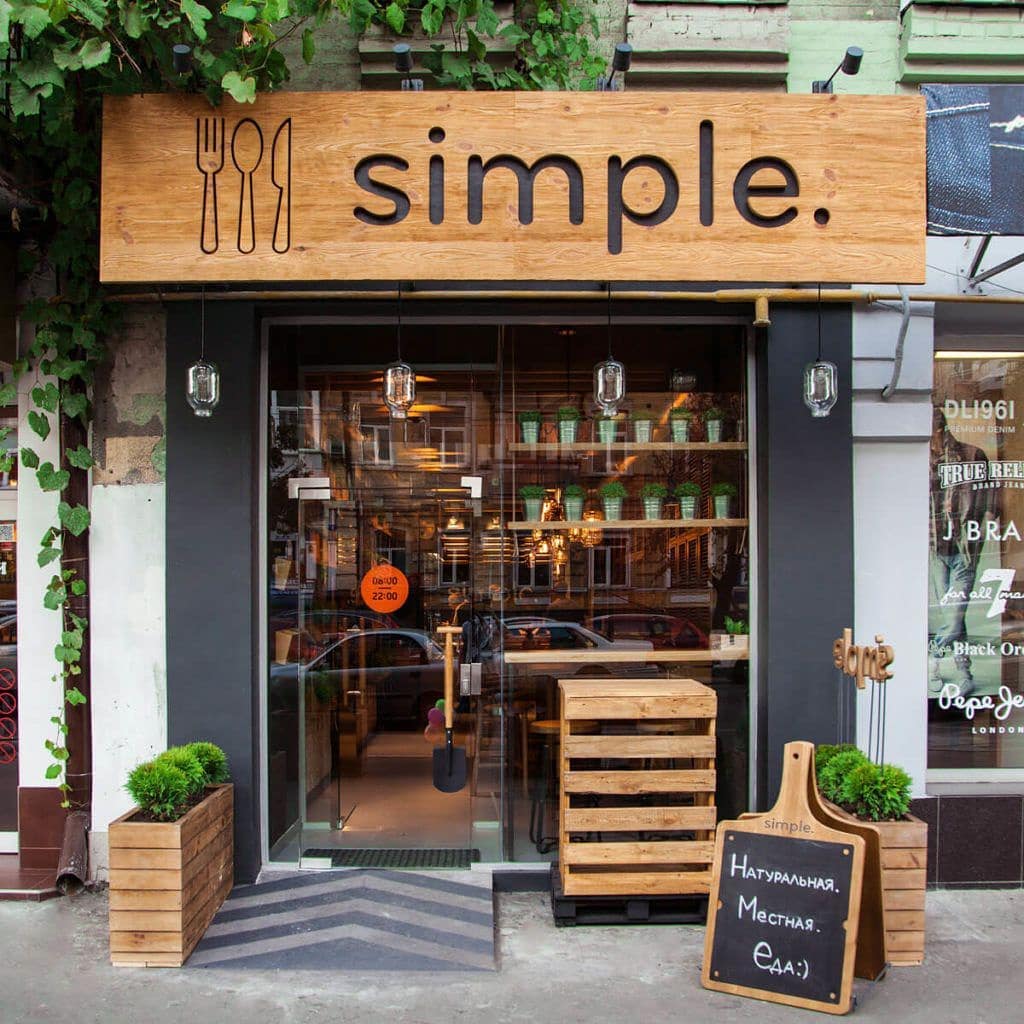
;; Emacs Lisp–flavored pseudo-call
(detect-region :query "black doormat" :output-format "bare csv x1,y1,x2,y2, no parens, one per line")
302,848,480,869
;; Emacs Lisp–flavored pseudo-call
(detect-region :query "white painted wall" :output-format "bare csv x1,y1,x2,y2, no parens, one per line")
88,482,166,878
16,369,63,791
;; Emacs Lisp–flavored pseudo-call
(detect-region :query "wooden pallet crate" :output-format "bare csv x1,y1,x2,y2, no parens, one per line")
109,784,233,967
557,679,717,898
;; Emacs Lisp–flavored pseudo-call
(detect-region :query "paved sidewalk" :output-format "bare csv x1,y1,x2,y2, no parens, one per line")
1,885,1021,1023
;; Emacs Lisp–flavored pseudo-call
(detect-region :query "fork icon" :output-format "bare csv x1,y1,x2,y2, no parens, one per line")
196,118,225,254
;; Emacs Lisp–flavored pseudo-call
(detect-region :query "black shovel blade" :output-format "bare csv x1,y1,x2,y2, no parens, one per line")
433,733,467,793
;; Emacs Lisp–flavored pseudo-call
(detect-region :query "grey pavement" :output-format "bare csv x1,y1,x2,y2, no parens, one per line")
1,885,1020,1023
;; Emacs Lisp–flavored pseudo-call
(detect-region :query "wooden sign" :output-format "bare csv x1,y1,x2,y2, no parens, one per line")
359,564,409,614
832,628,895,689
100,92,925,284
703,742,868,1015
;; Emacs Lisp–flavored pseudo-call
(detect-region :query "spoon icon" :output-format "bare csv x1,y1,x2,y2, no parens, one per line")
231,119,264,254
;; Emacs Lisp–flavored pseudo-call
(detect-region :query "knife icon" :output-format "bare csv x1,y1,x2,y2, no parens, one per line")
271,118,292,254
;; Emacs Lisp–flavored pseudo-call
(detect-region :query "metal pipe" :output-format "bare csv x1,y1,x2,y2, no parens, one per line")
105,287,1024,306
881,285,911,400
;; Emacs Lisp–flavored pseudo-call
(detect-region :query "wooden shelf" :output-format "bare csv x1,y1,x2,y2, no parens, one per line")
509,442,746,453
505,650,749,664
507,518,748,530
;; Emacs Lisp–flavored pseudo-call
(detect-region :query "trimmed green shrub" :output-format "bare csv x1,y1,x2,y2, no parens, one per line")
710,482,738,498
517,410,542,424
724,616,748,636
519,485,546,499
674,481,701,498
126,761,191,822
669,408,694,420
599,481,628,499
815,743,860,777
157,747,206,797
818,748,870,803
630,408,656,421
557,406,581,422
840,762,912,822
705,406,725,420
186,741,230,784
563,483,586,498
641,482,668,499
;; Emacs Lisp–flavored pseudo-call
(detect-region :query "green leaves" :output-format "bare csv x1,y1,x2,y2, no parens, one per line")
58,501,90,536
302,27,315,64
180,0,212,40
0,383,15,408
78,38,112,70
222,70,257,103
223,0,258,21
67,445,94,470
36,461,70,492
8,0,51,39
31,382,59,413
27,410,50,440
37,547,62,568
384,1,404,33
21,448,39,470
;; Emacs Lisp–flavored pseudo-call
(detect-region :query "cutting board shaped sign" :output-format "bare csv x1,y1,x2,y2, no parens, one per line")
702,742,878,1016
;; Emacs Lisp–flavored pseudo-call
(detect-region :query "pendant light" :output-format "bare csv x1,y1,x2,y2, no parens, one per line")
384,283,415,419
803,285,838,418
186,286,221,417
593,282,625,415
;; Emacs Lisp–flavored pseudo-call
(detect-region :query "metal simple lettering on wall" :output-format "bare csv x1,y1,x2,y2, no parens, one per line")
929,354,1024,769
925,85,1024,236
99,92,926,284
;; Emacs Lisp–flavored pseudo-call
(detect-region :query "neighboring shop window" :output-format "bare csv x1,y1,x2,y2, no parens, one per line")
929,351,1024,769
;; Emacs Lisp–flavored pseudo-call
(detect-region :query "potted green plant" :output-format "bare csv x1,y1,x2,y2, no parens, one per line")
674,481,701,519
711,615,749,653
710,481,737,518
640,482,668,520
109,742,233,967
669,407,693,443
599,480,627,521
595,412,619,445
631,408,656,444
520,484,546,521
815,745,925,966
556,406,581,445
704,406,726,443
518,409,542,444
563,483,586,521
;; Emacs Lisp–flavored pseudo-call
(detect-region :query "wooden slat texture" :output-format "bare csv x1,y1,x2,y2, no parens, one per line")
565,805,717,832
875,820,929,849
564,734,716,758
884,910,925,932
881,847,927,871
883,889,925,912
564,769,715,794
562,870,712,896
563,841,714,865
109,784,233,969
560,680,717,699
100,93,926,285
882,868,927,891
565,696,717,719
884,931,926,953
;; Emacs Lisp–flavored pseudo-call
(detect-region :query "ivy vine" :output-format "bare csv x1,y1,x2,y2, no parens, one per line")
0,0,605,805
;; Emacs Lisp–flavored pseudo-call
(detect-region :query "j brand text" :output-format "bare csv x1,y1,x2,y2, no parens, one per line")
353,122,822,255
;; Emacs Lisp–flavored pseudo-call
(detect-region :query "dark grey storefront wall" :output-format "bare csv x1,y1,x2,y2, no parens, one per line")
165,299,853,875
166,301,261,883
758,304,854,805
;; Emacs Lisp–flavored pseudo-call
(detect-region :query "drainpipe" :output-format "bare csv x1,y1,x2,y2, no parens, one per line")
881,286,911,400
55,369,92,894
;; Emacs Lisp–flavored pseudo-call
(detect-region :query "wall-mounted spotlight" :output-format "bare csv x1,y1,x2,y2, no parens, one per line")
600,43,632,92
393,43,423,92
812,46,863,94
172,44,192,75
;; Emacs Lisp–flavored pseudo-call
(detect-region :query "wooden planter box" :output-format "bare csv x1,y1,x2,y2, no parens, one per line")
826,801,927,966
109,784,233,967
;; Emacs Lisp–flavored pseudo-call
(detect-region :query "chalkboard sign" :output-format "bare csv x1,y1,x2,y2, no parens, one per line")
702,742,867,1015
706,831,855,1006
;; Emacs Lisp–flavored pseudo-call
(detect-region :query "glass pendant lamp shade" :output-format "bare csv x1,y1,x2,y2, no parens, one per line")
186,358,220,417
384,360,415,419
803,360,838,417
593,358,626,416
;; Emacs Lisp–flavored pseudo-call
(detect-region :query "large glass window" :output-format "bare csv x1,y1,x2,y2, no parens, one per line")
266,319,751,864
929,349,1024,769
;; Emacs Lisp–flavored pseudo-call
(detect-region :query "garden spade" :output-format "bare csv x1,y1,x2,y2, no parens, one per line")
433,626,467,793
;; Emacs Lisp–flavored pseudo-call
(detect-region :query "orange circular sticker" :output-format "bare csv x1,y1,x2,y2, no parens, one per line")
360,564,410,614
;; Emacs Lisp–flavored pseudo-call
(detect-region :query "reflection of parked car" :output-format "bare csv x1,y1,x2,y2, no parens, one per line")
587,614,708,650
302,629,446,728
270,608,399,665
